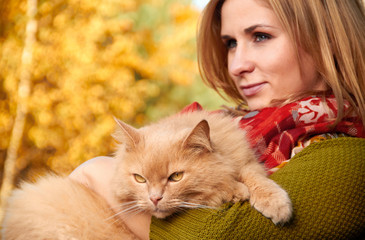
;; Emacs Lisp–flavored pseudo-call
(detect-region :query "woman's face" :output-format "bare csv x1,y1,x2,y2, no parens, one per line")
220,0,327,110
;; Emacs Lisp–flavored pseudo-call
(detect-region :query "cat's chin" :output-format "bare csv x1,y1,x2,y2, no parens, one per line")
152,209,173,219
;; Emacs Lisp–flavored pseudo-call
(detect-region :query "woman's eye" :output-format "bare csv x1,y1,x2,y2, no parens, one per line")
134,174,146,183
168,172,184,182
254,33,271,42
224,39,237,49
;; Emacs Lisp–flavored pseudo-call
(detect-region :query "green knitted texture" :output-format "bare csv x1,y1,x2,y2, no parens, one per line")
150,137,365,239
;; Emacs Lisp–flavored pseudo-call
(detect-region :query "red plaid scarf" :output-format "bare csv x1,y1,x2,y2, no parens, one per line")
181,96,365,171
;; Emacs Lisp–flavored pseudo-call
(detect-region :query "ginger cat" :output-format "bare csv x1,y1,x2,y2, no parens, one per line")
2,110,292,240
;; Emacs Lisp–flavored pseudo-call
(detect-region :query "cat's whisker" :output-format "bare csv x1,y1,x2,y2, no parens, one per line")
178,201,217,210
120,205,142,215
172,205,216,216
105,215,124,226
111,209,143,225
105,211,123,221
116,201,139,208
172,207,189,214
107,201,139,213
105,204,141,221
106,206,146,225
108,215,124,226
122,208,145,219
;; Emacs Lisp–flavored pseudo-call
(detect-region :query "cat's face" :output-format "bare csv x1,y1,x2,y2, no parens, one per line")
112,118,231,218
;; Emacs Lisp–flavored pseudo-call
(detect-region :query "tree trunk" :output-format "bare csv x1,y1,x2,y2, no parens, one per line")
0,0,38,223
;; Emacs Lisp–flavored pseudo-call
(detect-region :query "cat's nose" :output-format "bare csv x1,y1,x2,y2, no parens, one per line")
150,196,163,206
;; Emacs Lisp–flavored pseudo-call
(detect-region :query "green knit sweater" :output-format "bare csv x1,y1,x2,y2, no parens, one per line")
150,137,365,239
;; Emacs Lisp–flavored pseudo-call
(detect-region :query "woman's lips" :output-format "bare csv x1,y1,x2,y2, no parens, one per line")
240,83,266,97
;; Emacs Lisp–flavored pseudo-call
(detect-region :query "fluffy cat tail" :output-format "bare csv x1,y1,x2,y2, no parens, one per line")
2,175,138,240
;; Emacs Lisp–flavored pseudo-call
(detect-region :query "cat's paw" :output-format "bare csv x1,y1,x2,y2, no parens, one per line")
250,184,292,224
232,182,250,203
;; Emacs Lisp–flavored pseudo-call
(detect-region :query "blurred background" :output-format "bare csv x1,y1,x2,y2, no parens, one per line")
0,0,232,212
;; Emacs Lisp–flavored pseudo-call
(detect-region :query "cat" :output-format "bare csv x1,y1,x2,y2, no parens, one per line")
2,109,292,240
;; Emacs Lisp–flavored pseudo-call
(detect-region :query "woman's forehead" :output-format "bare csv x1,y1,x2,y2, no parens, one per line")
220,0,282,34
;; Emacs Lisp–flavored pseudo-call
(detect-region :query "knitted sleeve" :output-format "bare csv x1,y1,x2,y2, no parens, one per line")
150,137,365,239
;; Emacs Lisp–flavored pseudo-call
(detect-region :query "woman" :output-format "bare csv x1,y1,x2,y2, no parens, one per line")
70,0,365,239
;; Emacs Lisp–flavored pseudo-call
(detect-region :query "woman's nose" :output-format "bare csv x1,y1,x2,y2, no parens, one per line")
228,45,255,77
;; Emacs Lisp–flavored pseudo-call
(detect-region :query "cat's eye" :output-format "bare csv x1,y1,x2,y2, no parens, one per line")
168,172,184,182
134,174,146,183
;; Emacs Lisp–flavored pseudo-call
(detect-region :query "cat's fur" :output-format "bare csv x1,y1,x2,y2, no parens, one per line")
2,110,292,240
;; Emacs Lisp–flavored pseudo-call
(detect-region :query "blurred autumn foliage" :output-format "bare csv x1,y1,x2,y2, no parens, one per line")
0,0,228,191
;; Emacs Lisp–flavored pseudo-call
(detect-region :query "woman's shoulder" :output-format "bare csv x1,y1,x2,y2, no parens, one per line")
150,137,365,240
291,136,365,159
284,136,365,172
270,136,365,182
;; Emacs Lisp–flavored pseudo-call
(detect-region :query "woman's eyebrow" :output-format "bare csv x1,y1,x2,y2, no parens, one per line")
244,24,274,33
221,35,231,40
221,24,277,39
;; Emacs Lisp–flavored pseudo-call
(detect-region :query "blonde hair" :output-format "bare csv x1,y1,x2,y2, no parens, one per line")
197,0,365,126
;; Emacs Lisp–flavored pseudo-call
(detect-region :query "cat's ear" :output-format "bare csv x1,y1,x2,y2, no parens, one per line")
183,120,213,153
113,117,140,151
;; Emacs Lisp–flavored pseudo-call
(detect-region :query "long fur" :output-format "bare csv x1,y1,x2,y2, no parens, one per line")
2,176,137,240
2,110,292,239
